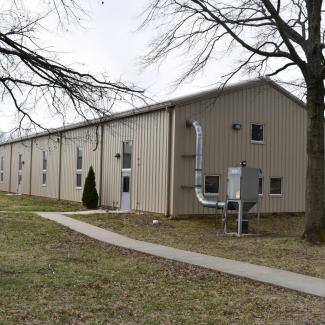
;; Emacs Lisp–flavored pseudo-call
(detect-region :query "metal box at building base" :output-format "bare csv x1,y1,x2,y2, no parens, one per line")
227,167,259,201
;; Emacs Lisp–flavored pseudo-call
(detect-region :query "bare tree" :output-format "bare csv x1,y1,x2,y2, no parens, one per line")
0,0,144,135
141,0,325,243
0,130,8,143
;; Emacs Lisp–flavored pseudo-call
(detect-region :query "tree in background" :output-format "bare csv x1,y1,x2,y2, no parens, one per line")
141,0,325,243
0,131,8,143
0,0,144,135
82,166,99,209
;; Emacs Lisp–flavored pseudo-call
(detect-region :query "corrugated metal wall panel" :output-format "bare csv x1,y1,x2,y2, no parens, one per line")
101,110,169,214
171,84,307,215
31,136,60,199
0,144,11,192
60,127,102,202
10,141,32,194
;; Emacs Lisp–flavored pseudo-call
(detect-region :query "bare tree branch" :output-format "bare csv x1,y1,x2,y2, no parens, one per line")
140,0,325,241
0,0,147,135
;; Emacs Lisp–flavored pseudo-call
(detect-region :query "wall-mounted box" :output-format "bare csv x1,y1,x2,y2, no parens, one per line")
227,167,259,201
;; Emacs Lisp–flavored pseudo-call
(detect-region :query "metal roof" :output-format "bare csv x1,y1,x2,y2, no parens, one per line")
0,77,306,145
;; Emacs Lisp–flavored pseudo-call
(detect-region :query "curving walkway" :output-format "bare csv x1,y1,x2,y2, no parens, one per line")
36,211,325,298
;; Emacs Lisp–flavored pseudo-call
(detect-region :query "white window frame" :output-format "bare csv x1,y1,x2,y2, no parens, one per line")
42,172,47,187
122,141,132,171
75,147,83,189
269,177,283,197
42,151,47,186
0,156,4,183
250,123,265,144
204,174,220,196
17,154,23,189
18,154,23,171
258,176,263,197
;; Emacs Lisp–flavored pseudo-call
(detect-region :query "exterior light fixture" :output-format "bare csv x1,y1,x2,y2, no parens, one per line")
115,153,121,158
232,123,242,130
240,160,247,167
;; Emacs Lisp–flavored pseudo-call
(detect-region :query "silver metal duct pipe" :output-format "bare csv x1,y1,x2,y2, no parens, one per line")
187,119,225,209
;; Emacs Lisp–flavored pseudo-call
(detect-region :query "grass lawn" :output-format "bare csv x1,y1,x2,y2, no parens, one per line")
70,213,325,279
1,213,325,324
0,191,83,212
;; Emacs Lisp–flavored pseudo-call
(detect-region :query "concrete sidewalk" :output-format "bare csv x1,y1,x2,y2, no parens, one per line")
36,211,325,298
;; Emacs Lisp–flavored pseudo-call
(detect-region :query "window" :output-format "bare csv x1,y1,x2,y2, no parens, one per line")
122,141,132,169
76,147,83,188
76,147,83,170
18,154,22,188
42,172,47,186
258,177,263,196
76,173,82,188
251,123,264,143
204,175,220,195
0,156,3,182
123,176,130,193
42,151,47,186
18,154,23,171
270,177,282,195
42,151,47,170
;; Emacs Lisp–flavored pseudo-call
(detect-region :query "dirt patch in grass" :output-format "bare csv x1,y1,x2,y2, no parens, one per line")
70,213,325,279
1,212,325,324
0,191,84,212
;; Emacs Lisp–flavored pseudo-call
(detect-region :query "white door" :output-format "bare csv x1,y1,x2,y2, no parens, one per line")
121,170,131,210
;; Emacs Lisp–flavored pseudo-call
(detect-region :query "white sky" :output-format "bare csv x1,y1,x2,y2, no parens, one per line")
0,0,301,133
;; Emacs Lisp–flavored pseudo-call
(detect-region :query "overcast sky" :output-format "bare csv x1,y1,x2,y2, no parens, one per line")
52,0,241,98
0,0,300,133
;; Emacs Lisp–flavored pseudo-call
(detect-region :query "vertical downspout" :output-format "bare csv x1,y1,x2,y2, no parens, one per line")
166,106,174,217
99,123,104,207
29,139,33,195
57,132,62,200
8,143,12,193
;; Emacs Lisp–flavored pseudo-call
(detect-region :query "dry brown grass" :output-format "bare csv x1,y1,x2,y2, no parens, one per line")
71,212,325,278
0,191,83,212
1,213,325,324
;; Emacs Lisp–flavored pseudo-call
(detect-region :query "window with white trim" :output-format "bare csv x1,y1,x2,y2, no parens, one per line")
18,154,23,171
18,154,22,186
42,151,47,186
204,175,220,195
251,123,264,143
0,156,3,182
270,177,282,195
122,141,132,169
258,176,263,196
76,147,83,188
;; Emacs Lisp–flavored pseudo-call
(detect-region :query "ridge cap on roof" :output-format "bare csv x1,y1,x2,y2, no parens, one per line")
0,77,305,146
168,77,306,108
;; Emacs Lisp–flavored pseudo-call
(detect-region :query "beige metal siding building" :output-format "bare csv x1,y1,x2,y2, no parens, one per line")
10,141,32,195
0,144,11,192
171,83,307,215
101,110,170,213
0,79,307,216
31,136,60,199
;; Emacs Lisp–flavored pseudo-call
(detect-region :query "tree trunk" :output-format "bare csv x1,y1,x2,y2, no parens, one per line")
304,79,325,243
